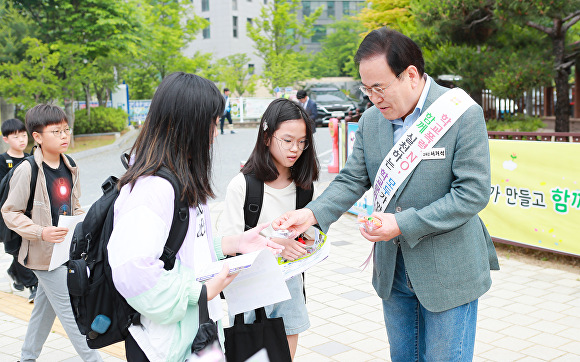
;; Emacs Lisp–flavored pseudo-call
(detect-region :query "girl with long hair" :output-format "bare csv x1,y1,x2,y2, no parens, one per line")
217,98,319,359
107,72,283,362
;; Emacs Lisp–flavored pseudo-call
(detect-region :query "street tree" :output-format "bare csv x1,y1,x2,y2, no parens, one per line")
247,0,322,90
496,0,580,132
0,37,60,108
215,54,258,97
123,0,208,99
310,17,366,78
12,0,141,124
0,0,38,120
358,0,415,34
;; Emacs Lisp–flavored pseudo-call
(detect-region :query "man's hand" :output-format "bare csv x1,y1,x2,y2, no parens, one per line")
359,213,401,242
272,208,317,236
41,226,68,243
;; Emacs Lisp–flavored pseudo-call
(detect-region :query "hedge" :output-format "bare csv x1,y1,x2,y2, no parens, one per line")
486,114,545,132
73,107,128,135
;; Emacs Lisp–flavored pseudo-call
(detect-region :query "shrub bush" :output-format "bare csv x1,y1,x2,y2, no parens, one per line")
486,114,545,132
73,107,128,135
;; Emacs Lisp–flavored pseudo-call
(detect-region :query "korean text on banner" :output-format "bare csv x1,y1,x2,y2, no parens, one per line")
480,140,580,257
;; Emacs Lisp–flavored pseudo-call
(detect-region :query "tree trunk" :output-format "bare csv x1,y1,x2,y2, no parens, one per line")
552,30,570,132
469,89,483,107
525,90,533,116
64,92,75,148
0,97,16,122
84,83,91,122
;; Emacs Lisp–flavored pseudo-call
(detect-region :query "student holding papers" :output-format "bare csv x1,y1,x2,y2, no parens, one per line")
106,73,283,362
217,98,320,360
273,28,499,361
1,104,102,361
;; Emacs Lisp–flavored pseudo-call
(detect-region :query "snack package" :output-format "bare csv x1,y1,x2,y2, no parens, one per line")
357,214,382,233
270,229,297,239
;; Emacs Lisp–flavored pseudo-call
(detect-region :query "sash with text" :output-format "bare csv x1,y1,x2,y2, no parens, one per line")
373,88,476,212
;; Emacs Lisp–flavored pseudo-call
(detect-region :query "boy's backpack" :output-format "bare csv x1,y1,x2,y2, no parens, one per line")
67,164,190,349
243,173,313,231
0,154,75,255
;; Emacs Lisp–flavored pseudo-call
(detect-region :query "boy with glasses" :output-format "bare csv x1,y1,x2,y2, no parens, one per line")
1,118,39,303
1,104,102,361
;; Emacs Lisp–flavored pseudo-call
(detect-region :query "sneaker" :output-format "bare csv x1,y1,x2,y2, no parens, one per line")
230,130,236,134
7,269,25,292
28,285,37,303
221,130,224,135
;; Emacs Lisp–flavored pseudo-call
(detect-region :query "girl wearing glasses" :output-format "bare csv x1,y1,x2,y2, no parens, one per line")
217,98,320,360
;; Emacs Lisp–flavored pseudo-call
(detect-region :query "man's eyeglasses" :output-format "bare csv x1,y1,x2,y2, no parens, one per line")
359,71,405,98
40,128,72,137
273,135,309,151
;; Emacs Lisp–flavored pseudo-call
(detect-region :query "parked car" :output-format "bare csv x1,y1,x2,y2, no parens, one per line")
306,85,358,126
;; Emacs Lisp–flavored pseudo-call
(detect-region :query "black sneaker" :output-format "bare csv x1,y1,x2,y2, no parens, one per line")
28,285,37,303
7,269,25,292
230,130,236,134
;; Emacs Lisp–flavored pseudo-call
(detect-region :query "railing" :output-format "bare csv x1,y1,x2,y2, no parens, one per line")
487,131,580,142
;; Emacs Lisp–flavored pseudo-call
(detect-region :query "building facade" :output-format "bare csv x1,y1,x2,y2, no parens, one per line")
186,0,365,75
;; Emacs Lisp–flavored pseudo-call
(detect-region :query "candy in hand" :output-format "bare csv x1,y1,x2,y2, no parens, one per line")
357,214,383,232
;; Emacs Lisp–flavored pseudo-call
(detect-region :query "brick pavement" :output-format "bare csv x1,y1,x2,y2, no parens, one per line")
1,200,579,361
0,128,578,361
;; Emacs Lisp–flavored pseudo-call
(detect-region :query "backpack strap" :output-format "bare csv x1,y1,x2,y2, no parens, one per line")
63,154,76,167
243,173,264,231
295,183,314,210
155,168,190,270
24,156,38,219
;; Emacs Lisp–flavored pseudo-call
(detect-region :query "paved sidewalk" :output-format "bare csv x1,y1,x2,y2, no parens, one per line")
1,201,579,361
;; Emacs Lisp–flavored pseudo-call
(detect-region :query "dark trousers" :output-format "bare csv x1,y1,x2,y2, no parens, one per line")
220,111,232,133
8,255,38,287
125,333,150,362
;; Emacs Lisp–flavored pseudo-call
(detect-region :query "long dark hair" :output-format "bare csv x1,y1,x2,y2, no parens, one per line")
242,98,319,189
119,72,225,206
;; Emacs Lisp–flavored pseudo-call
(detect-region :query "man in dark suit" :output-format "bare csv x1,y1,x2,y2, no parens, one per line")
296,90,317,133
274,28,499,361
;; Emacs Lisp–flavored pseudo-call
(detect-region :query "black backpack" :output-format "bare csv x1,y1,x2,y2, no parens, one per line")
0,154,75,255
243,173,313,232
242,173,314,300
67,164,190,349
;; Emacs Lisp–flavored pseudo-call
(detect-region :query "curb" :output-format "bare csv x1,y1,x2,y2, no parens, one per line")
69,127,139,161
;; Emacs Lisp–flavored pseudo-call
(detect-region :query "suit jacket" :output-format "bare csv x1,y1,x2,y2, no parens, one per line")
308,78,499,312
304,99,318,121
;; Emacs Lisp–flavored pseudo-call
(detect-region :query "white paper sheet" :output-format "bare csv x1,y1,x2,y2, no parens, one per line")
49,214,86,271
219,249,291,315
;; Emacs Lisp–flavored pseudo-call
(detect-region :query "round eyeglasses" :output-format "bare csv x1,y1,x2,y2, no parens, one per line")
41,128,72,137
359,71,405,98
272,135,309,151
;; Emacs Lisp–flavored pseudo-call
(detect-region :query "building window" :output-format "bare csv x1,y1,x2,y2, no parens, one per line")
343,1,363,16
202,0,209,12
233,16,238,38
327,1,335,18
247,18,253,29
264,0,267,4
202,18,210,39
311,25,326,43
232,0,238,11
303,2,311,17
248,64,255,75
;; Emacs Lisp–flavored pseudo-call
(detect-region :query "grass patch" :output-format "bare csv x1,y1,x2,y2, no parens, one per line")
494,242,580,274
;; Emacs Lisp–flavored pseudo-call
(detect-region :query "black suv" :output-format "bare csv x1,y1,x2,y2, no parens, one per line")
306,85,358,126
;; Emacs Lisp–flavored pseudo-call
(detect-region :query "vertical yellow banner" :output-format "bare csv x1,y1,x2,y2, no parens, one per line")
480,140,580,256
